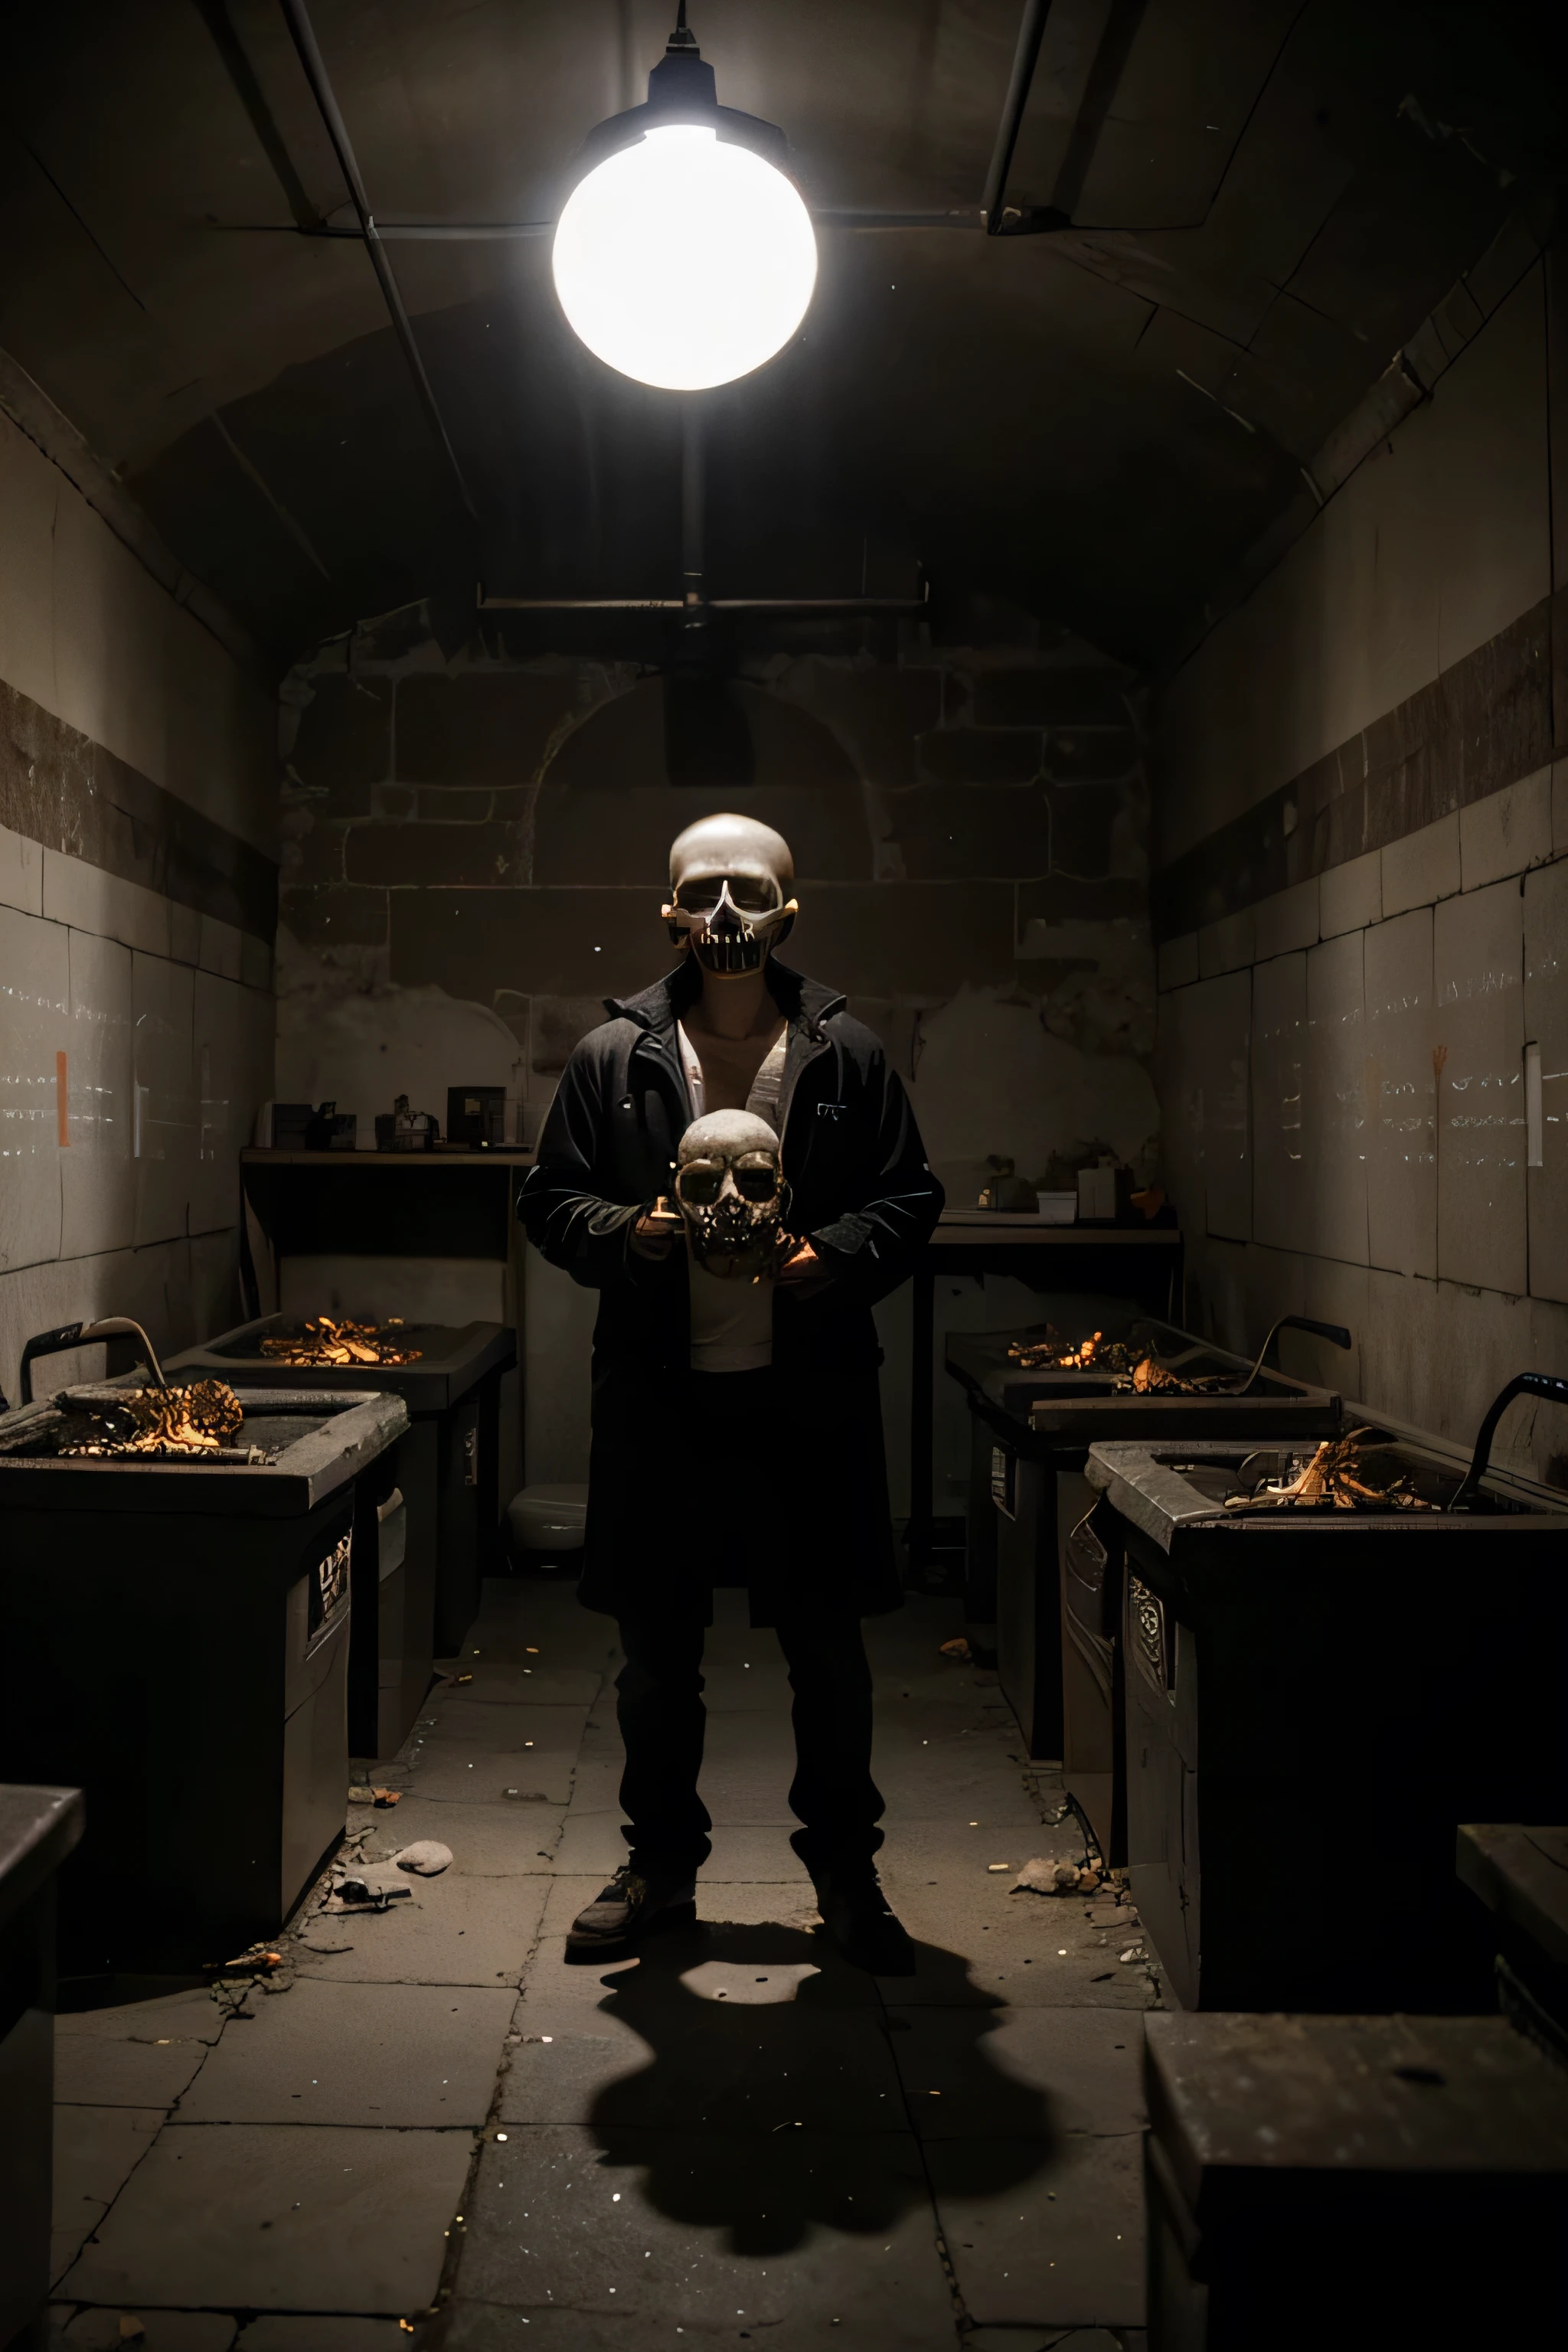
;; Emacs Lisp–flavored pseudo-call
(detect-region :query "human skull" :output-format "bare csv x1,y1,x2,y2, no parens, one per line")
663,813,798,974
674,1110,784,1279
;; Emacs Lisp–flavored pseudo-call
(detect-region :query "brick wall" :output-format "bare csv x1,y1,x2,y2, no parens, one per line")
277,618,1158,1203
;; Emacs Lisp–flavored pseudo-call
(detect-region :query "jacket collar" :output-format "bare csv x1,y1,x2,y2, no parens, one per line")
607,959,846,1042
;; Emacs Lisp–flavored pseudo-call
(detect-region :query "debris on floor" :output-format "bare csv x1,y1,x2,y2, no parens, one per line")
45,1580,1154,2342
393,1839,453,1875
328,1864,415,1910
1013,1856,1104,1896
204,1942,286,1975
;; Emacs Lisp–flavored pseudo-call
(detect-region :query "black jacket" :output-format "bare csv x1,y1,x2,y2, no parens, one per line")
518,959,944,1617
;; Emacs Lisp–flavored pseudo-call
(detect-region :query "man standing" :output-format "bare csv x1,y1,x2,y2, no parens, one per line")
519,812,943,1972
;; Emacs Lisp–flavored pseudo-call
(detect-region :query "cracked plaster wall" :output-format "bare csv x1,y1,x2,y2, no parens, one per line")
276,612,1158,1492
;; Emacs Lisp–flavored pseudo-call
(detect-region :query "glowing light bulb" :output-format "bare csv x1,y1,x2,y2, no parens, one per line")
553,125,817,391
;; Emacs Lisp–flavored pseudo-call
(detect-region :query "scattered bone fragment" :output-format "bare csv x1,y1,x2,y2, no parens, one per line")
1012,1856,1102,1895
392,1840,453,1875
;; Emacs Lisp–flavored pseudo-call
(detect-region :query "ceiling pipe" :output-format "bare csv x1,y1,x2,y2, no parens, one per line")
277,0,478,522
982,0,1063,234
681,401,705,615
224,207,983,240
475,592,928,613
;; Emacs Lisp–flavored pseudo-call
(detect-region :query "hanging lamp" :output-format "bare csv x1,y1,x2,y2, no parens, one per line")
551,5,818,392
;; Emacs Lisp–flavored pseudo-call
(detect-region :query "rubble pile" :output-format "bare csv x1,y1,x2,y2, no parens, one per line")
57,1380,250,1458
260,1317,424,1367
1009,1328,1141,1374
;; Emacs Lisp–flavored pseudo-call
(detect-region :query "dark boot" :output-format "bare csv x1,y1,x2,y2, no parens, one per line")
810,1863,916,1975
565,1866,697,1960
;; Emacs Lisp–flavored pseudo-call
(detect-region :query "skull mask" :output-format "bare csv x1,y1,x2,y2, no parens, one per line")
663,813,799,975
674,1110,784,1279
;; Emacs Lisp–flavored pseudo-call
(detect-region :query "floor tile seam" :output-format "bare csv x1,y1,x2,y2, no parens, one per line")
963,2315,1145,2341
53,2094,212,2112
435,1978,544,2321
156,2118,486,2134
509,1873,554,2000
286,1972,531,1989
52,2073,197,2283
53,2301,410,2324
872,1977,974,2345
475,2122,929,2143
905,2125,1148,2145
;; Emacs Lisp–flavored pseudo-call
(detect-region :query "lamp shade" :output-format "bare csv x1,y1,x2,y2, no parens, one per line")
552,124,818,392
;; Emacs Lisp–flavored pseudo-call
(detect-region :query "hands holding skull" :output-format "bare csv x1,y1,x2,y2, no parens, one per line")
629,1109,829,1291
629,1210,823,1283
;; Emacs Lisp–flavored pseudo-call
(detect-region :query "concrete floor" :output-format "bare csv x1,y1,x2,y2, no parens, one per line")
47,1578,1158,2352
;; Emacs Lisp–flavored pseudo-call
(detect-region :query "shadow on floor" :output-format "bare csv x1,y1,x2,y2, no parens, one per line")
583,1920,1057,2254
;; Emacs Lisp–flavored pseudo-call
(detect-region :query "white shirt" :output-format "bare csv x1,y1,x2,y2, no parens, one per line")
676,1024,788,1374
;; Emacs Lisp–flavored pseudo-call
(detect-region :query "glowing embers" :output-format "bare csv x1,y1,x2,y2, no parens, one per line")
259,1318,424,1368
1006,1328,1217,1393
58,1379,249,1459
1227,1429,1437,1513
1129,1357,1214,1396
1009,1328,1138,1374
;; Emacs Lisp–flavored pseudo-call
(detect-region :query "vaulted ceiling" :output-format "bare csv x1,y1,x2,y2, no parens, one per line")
1,0,1557,668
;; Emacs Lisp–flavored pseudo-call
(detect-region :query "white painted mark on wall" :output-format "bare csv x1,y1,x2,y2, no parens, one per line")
1525,1040,1543,1168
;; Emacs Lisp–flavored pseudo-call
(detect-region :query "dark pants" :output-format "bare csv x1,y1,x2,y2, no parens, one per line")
614,1607,885,1880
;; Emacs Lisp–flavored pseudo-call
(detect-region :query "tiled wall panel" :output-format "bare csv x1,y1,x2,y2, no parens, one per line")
132,952,196,1249
191,973,273,1235
1304,930,1367,1265
1201,971,1252,1241
0,1233,242,1408
1250,952,1306,1250
1153,260,1567,1461
0,902,67,1275
1155,986,1204,1246
1364,908,1437,1279
1,401,275,1400
1434,879,1525,1295
1524,858,1568,1305
63,929,135,1259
